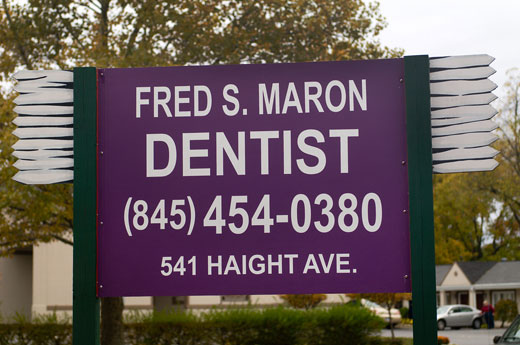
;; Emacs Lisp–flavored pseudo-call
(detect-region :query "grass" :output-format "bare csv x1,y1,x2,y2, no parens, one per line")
373,337,413,345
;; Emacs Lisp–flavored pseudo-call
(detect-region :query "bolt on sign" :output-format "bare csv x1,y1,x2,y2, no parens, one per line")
10,54,498,345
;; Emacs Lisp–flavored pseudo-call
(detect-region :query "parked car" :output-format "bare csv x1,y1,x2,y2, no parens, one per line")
436,304,483,330
360,299,402,326
493,315,520,344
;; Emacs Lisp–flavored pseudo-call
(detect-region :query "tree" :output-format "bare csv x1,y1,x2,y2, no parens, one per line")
495,299,518,328
433,69,520,263
433,172,496,263
0,0,400,78
347,293,410,340
0,95,74,255
280,294,327,310
0,1,400,344
482,69,520,260
432,70,520,263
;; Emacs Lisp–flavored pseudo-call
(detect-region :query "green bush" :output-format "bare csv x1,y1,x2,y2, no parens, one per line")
0,323,72,345
124,310,204,345
0,312,72,345
0,305,385,345
399,307,409,319
202,307,305,345
304,306,385,345
124,305,384,345
495,299,518,327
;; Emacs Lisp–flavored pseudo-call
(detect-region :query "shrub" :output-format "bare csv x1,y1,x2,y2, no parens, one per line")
201,307,305,345
129,304,384,345
401,318,413,325
0,311,72,345
399,307,409,319
0,305,385,345
304,305,385,345
495,299,518,327
0,323,72,345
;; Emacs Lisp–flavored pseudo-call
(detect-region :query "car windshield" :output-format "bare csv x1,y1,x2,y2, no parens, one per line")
364,300,383,309
501,317,520,342
437,306,451,314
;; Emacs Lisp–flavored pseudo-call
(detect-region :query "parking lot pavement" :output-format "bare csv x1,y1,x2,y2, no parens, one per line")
379,327,505,345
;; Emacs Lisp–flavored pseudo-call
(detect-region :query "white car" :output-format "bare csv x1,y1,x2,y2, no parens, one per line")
436,304,483,330
361,299,402,326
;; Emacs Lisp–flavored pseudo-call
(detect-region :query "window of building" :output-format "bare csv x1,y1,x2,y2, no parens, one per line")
458,292,469,305
172,296,187,307
221,295,249,303
492,291,516,306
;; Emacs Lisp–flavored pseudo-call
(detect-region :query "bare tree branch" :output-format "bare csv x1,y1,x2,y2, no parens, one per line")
55,5,86,50
87,0,102,11
51,234,73,246
75,2,101,14
125,20,141,57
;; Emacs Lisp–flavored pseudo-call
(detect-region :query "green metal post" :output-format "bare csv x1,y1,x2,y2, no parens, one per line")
404,55,437,345
73,67,100,345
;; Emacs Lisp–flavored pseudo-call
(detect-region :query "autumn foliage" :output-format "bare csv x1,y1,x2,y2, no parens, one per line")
0,0,400,255
280,294,327,309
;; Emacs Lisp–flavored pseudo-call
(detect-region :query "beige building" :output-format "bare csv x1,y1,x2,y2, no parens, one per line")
436,261,520,311
0,248,32,318
0,241,346,319
1,241,153,319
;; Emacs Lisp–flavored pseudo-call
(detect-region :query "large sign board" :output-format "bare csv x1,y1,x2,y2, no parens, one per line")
97,59,411,297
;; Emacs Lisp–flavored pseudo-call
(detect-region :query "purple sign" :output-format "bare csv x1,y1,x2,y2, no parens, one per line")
97,59,411,297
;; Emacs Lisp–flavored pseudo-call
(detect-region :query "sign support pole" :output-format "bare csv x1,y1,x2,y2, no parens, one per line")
73,67,100,345
404,55,437,345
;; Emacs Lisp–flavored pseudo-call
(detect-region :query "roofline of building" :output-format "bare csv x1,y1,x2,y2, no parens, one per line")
437,285,471,292
473,282,520,290
437,282,520,291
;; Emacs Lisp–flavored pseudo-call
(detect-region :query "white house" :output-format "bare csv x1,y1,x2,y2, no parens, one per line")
436,261,520,311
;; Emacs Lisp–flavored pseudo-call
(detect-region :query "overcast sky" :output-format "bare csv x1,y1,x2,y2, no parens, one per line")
378,0,519,100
